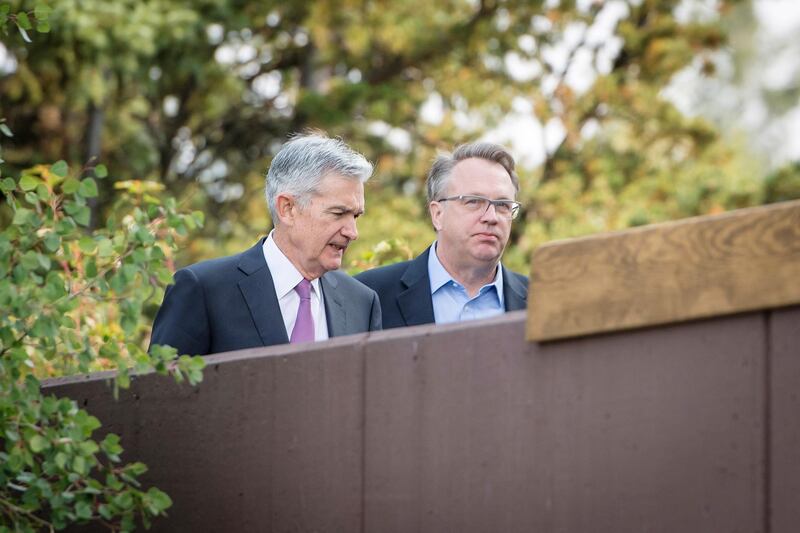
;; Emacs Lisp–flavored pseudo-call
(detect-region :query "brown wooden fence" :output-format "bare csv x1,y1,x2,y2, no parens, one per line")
45,200,800,532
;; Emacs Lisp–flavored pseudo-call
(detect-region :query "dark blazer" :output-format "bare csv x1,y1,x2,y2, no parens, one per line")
150,239,382,356
355,246,528,329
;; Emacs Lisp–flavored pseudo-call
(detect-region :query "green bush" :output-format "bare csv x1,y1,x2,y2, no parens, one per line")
0,160,205,531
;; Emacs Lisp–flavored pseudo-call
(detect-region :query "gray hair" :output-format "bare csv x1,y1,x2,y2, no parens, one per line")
265,133,374,225
426,141,519,203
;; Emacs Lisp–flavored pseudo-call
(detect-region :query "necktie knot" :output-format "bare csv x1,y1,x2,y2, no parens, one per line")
295,278,312,300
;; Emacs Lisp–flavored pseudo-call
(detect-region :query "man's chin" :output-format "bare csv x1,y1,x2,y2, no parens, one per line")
321,257,343,272
471,243,504,262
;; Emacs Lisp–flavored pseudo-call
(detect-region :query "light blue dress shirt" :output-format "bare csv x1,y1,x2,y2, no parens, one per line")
428,242,505,324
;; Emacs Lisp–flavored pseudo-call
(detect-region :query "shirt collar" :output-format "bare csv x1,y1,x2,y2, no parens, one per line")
427,241,505,304
263,231,322,299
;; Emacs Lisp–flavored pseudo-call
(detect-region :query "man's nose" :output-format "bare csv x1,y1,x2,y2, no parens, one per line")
480,202,499,223
341,217,359,240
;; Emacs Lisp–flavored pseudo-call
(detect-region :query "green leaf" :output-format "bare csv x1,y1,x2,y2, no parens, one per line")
74,206,91,227
29,435,49,453
125,462,148,477
113,491,134,510
85,257,97,277
106,473,123,491
192,210,205,227
116,371,130,389
54,452,68,469
97,237,114,257
72,456,87,475
36,20,49,33
78,441,99,455
56,217,77,234
12,208,32,226
78,178,98,198
101,434,123,456
43,232,61,252
145,487,172,514
36,253,51,271
77,412,101,434
51,160,68,178
19,174,40,191
34,3,52,20
75,500,93,520
81,484,101,497
78,236,96,254
94,164,108,178
1,177,16,192
0,123,13,137
36,182,49,199
98,504,113,520
16,11,32,30
62,177,80,194
21,251,40,270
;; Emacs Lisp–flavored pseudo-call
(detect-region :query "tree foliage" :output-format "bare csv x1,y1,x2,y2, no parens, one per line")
0,161,208,531
5,0,798,277
0,156,206,530
1,5,207,531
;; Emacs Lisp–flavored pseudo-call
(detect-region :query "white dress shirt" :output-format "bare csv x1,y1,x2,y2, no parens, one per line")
262,232,329,341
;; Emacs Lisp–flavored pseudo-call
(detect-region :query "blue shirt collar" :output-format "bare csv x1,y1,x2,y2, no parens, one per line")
427,241,505,304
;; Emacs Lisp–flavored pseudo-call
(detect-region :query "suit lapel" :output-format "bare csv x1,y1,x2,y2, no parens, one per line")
397,247,436,326
237,239,290,346
321,273,346,336
502,266,528,311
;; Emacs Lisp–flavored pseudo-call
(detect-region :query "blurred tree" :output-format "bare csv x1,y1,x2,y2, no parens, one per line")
1,0,795,277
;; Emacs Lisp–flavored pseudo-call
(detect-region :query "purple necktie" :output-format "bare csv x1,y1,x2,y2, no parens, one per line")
290,279,314,343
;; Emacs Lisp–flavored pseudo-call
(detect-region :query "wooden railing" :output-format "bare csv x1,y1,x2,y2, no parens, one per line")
527,199,800,340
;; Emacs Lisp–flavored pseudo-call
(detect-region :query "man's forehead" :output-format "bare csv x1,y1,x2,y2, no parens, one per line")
319,192,365,210
452,157,509,177
323,200,364,210
448,158,515,192
313,174,363,192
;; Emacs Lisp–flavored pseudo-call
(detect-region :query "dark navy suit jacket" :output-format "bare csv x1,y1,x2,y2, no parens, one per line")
150,239,382,356
355,246,528,329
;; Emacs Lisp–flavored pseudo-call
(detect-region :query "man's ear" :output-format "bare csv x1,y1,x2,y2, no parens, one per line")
429,201,443,232
275,193,296,226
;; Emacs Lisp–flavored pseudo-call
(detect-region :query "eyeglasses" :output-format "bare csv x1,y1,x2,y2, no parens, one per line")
436,195,521,219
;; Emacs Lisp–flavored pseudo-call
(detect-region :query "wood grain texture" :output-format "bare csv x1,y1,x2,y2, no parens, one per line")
527,199,800,341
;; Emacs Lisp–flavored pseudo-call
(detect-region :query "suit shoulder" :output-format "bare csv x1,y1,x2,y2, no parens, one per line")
328,270,379,297
354,260,412,288
178,250,250,284
508,269,529,286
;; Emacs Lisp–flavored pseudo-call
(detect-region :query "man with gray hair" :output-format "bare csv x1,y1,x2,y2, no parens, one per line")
151,133,382,356
356,142,527,329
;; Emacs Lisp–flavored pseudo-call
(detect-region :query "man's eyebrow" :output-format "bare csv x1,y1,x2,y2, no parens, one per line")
326,204,364,214
464,193,515,201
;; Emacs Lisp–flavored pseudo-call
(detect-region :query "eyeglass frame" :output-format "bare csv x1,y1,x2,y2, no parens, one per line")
435,194,521,219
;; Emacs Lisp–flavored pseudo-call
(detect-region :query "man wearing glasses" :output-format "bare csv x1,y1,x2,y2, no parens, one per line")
356,142,528,329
